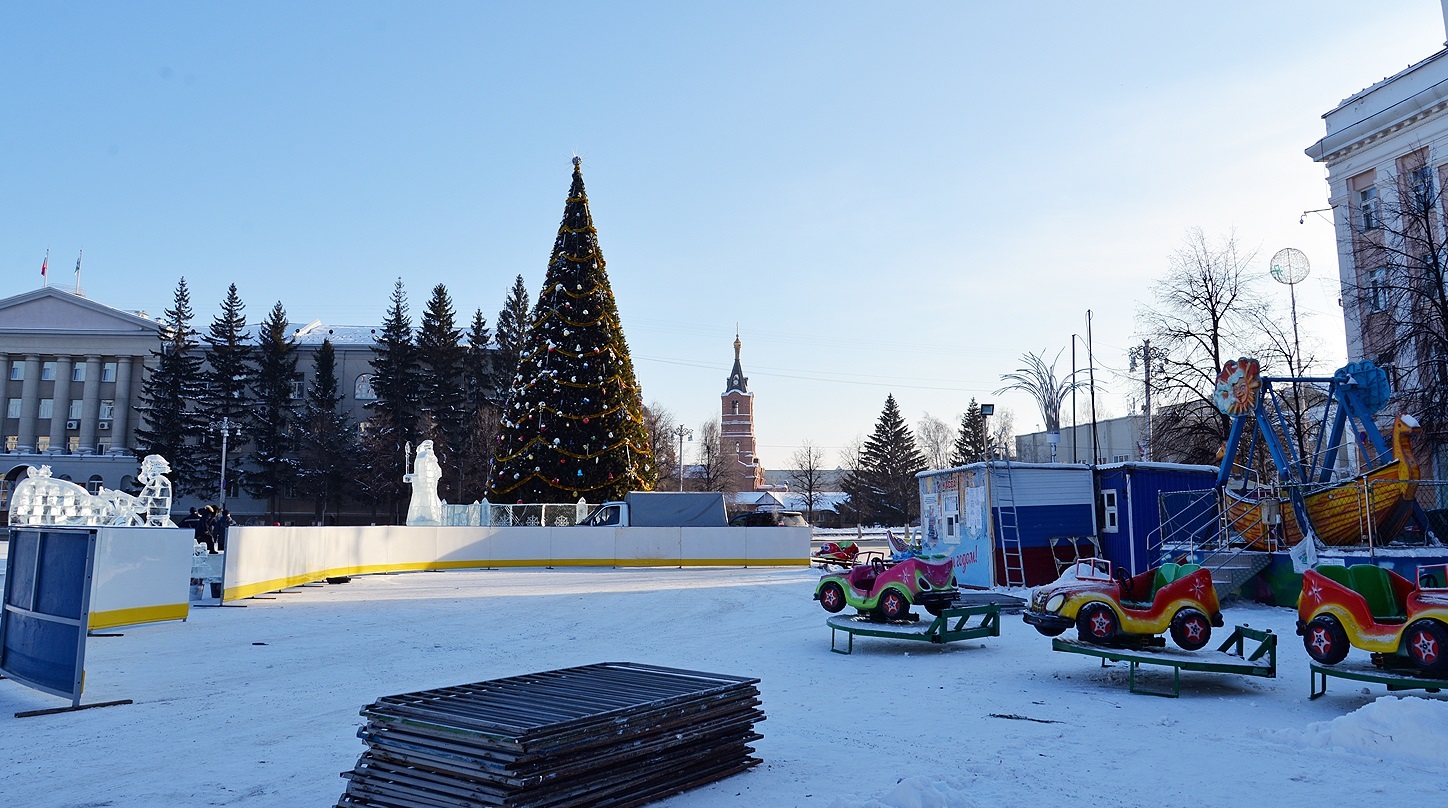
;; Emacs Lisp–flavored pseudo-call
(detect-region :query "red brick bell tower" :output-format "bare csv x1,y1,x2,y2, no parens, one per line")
721,332,764,491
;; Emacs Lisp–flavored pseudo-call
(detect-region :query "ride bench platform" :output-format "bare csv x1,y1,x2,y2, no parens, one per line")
827,604,1001,655
1309,660,1448,700
1051,625,1276,698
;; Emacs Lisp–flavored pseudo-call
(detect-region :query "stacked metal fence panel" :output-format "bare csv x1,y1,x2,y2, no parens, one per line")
337,662,764,808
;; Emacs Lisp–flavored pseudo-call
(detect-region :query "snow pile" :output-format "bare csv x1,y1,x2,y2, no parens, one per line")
1283,696,1448,768
829,776,980,808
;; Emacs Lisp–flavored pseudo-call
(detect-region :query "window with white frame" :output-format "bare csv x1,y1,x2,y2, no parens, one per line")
1410,163,1435,206
36,436,49,452
1370,267,1389,311
68,400,82,420
86,475,104,495
99,399,115,420
1100,489,1119,533
1359,186,1380,230
8,365,21,380
38,399,53,419
71,364,85,382
5,399,19,419
290,375,306,400
40,362,57,381
101,362,117,382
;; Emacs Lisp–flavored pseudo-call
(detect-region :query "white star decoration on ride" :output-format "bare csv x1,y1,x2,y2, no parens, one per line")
1090,611,1112,636
1310,627,1333,655
1189,579,1207,599
1183,619,1207,642
1413,631,1438,663
1305,581,1322,603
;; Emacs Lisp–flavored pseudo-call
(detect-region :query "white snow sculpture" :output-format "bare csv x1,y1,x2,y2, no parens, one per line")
404,440,446,526
6,455,176,528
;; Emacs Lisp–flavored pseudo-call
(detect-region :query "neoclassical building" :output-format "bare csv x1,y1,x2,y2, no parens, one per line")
0,286,388,523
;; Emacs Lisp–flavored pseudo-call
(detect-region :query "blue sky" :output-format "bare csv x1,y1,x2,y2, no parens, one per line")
3,2,1443,468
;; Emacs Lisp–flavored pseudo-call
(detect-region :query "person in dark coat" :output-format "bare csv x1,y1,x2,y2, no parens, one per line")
198,506,218,553
216,506,235,552
179,507,202,545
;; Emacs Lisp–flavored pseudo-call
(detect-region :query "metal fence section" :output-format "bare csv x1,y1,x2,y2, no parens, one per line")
440,499,594,527
337,662,764,807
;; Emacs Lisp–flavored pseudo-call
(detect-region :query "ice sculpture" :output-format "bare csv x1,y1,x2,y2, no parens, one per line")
7,455,176,528
404,440,445,526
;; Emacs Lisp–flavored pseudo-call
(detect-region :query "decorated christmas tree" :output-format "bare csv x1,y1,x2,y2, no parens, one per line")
488,158,656,502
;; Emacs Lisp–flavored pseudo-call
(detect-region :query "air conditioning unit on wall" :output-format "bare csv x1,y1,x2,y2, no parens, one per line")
65,419,79,430
98,421,111,431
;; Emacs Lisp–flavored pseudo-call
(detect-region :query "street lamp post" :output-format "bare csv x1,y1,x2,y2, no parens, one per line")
212,416,241,510
979,403,995,462
670,425,693,491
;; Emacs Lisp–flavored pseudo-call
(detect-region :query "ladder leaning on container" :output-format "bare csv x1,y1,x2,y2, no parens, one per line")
992,458,1026,588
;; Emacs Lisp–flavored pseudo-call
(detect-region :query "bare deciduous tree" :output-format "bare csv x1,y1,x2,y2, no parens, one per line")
915,412,954,470
694,418,731,493
643,402,679,489
787,440,827,523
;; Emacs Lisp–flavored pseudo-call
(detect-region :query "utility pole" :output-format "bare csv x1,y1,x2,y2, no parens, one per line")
1087,310,1098,465
212,416,241,510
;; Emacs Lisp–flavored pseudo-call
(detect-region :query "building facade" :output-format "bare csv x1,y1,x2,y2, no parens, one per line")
1016,415,1150,465
1305,11,1448,479
0,287,395,524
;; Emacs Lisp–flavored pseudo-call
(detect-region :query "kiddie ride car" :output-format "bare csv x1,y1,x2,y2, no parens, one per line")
814,557,958,621
813,541,861,568
1297,563,1448,677
1023,559,1224,650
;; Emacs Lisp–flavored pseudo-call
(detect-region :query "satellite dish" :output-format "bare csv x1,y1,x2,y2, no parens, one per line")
1270,248,1311,285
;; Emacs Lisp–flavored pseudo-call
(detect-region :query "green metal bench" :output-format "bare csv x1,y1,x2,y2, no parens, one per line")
827,604,1001,655
1309,660,1448,699
1051,625,1277,698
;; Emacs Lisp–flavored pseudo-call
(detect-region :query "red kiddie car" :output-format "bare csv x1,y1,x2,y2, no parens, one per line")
1297,563,1448,676
1023,559,1224,650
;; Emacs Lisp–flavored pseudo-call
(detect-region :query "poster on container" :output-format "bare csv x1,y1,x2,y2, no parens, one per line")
918,469,993,589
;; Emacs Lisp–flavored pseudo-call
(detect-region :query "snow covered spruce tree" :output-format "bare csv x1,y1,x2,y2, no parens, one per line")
196,284,255,501
361,279,421,519
136,277,205,494
297,338,359,522
416,283,468,498
841,395,926,526
488,157,656,503
245,301,300,520
950,398,986,466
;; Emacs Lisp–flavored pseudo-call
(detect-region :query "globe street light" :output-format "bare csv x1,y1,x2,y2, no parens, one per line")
670,425,693,491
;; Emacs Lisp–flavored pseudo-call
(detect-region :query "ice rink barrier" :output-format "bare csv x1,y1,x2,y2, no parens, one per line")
221,525,811,601
89,526,194,630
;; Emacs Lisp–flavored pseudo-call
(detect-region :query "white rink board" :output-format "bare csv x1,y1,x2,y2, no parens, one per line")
89,526,194,629
222,524,809,600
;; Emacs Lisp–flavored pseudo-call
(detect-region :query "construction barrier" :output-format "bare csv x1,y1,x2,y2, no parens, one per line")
222,525,811,601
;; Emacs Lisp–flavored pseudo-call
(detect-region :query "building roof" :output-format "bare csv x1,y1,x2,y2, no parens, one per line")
724,333,748,394
1307,46,1448,162
0,286,161,336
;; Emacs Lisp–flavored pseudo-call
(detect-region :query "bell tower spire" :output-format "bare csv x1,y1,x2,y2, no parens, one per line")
720,332,762,491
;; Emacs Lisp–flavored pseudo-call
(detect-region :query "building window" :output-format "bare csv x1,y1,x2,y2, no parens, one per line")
41,362,57,381
290,375,306,400
38,399,54,419
731,401,739,415
1100,489,1119,533
86,475,104,495
5,399,19,419
1369,267,1389,311
100,399,115,420
101,362,117,382
0,478,8,506
1410,164,1435,206
36,436,49,452
1113,454,1128,463
8,365,21,380
71,364,86,382
1359,186,1379,231
68,400,83,420
354,374,377,401
4,436,15,452
97,440,111,455
69,437,80,453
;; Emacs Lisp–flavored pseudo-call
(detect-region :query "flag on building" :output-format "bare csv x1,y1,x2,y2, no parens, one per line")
40,252,48,284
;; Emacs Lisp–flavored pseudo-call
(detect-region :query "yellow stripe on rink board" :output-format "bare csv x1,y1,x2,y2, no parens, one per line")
224,557,808,601
89,602,190,630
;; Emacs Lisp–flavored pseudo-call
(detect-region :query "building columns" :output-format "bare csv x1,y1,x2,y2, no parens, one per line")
110,355,134,454
16,355,41,453
79,355,102,454
47,355,74,453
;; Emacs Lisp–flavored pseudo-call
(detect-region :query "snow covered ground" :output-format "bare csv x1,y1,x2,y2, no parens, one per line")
1,551,1445,807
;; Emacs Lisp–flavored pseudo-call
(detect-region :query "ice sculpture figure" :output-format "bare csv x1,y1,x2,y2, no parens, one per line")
404,440,445,526
7,455,176,528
